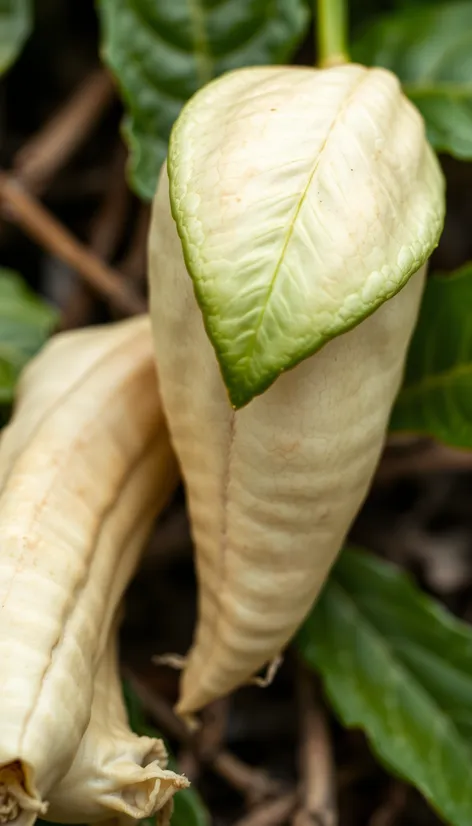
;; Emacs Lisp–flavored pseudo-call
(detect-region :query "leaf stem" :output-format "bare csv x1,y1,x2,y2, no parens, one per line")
316,0,349,68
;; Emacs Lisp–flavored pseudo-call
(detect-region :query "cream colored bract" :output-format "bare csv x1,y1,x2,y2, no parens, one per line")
0,317,179,823
48,620,187,824
149,168,428,716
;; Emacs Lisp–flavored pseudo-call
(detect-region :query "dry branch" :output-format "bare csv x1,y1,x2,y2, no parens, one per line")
233,793,299,826
0,173,145,316
61,142,131,329
292,667,337,826
124,671,282,804
14,68,115,194
376,440,472,484
368,783,408,826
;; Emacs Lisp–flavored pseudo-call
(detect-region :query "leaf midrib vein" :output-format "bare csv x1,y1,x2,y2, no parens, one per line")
240,70,370,365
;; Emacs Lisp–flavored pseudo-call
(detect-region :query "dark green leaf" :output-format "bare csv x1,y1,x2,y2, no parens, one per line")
297,548,472,826
390,263,472,448
123,680,211,826
0,269,57,405
0,0,32,75
352,1,472,160
170,786,210,826
97,0,310,200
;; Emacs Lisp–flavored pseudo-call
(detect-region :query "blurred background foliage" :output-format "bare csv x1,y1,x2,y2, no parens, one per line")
2,2,472,826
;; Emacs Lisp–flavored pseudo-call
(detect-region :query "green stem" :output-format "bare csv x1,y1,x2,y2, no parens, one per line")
316,0,349,68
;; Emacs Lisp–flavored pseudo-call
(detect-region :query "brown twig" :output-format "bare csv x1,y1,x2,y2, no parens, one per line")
292,667,337,826
212,751,280,805
119,204,151,286
376,440,472,484
233,793,299,826
89,143,130,259
368,783,408,826
176,749,201,784
61,142,131,329
175,698,229,788
0,173,145,316
199,697,230,760
14,68,115,194
124,670,282,804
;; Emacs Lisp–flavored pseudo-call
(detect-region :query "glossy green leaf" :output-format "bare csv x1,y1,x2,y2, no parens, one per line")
390,264,472,448
97,0,309,201
353,1,472,160
168,64,444,408
0,270,57,405
0,0,32,75
123,681,210,826
297,548,472,826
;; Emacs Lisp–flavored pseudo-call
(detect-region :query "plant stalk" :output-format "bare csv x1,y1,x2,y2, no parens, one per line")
316,0,349,68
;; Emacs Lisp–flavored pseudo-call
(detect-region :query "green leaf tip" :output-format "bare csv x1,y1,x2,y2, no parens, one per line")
168,63,445,407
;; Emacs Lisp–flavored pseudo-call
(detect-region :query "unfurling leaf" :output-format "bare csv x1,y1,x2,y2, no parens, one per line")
353,1,472,160
391,263,472,448
297,548,472,826
97,0,309,200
